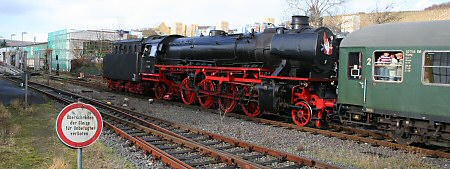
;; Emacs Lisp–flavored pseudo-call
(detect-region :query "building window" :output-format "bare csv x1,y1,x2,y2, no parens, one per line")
423,51,450,85
348,52,362,80
373,51,403,82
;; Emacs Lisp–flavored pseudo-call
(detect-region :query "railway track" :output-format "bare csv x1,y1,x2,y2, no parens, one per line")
20,78,340,169
42,75,450,159
48,75,106,91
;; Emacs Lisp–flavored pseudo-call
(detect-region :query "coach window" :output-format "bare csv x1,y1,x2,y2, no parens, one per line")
423,51,450,85
373,51,404,82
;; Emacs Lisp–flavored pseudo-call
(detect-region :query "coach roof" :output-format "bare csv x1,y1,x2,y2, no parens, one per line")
340,20,450,48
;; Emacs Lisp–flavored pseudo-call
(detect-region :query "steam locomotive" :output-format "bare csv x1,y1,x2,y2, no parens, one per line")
103,16,450,147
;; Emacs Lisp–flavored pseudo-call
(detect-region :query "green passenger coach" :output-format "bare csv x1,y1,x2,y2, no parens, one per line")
337,20,450,146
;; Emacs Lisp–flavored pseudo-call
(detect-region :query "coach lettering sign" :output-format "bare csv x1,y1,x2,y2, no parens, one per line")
56,102,103,148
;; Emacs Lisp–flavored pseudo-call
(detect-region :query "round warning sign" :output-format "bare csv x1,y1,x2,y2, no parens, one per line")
56,102,103,148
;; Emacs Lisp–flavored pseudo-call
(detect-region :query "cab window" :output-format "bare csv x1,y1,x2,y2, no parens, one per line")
150,45,157,57
373,51,404,82
348,52,362,80
143,45,151,57
423,51,450,85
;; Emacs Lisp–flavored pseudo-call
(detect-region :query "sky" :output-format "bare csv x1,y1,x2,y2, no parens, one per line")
0,0,448,42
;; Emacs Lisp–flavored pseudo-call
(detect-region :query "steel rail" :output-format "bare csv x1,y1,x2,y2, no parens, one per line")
104,113,265,169
24,80,194,169
83,97,339,168
29,82,259,168
27,79,341,169
41,75,450,159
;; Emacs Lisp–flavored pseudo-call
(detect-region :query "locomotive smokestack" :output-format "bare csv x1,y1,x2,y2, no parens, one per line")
291,15,310,30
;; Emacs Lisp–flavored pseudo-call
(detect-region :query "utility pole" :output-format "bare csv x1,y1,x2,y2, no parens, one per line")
22,32,28,110
21,32,27,71
0,36,3,61
24,70,28,111
10,34,16,64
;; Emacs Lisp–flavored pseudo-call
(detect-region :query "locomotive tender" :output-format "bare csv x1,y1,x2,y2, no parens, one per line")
103,16,450,147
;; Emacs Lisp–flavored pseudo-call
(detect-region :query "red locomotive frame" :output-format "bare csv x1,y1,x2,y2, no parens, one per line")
106,64,336,127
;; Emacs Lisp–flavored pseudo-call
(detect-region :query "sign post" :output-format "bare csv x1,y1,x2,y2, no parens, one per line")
56,102,103,169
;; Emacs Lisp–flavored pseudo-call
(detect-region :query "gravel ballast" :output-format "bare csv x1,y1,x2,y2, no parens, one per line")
37,78,450,169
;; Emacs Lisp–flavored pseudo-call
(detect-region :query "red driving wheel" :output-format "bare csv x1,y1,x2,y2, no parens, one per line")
218,83,237,113
197,79,215,109
154,82,166,100
180,78,196,105
291,101,312,127
241,86,261,117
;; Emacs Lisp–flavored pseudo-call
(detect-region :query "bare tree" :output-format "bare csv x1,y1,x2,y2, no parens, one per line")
44,49,52,71
96,32,104,58
369,1,402,24
324,17,346,35
425,2,450,10
70,40,87,72
71,40,84,60
284,0,348,27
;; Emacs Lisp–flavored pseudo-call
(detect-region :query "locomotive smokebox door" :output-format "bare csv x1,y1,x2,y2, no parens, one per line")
257,84,280,113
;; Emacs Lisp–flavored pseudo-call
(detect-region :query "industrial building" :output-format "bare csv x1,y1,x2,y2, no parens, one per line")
0,29,138,73
47,29,125,71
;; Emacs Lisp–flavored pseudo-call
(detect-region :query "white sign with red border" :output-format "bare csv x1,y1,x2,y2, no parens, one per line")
56,102,103,148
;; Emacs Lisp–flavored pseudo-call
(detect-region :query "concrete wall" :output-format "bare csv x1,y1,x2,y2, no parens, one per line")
323,8,450,35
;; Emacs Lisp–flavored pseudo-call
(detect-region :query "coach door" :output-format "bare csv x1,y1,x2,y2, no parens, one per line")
339,50,366,106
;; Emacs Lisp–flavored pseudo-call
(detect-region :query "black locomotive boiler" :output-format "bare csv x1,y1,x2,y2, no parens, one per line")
150,16,338,78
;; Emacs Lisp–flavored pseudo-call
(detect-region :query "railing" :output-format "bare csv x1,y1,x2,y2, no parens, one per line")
0,61,24,75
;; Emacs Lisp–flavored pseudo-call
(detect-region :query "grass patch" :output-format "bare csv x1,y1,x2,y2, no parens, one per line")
0,101,136,169
309,145,435,169
0,103,14,145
